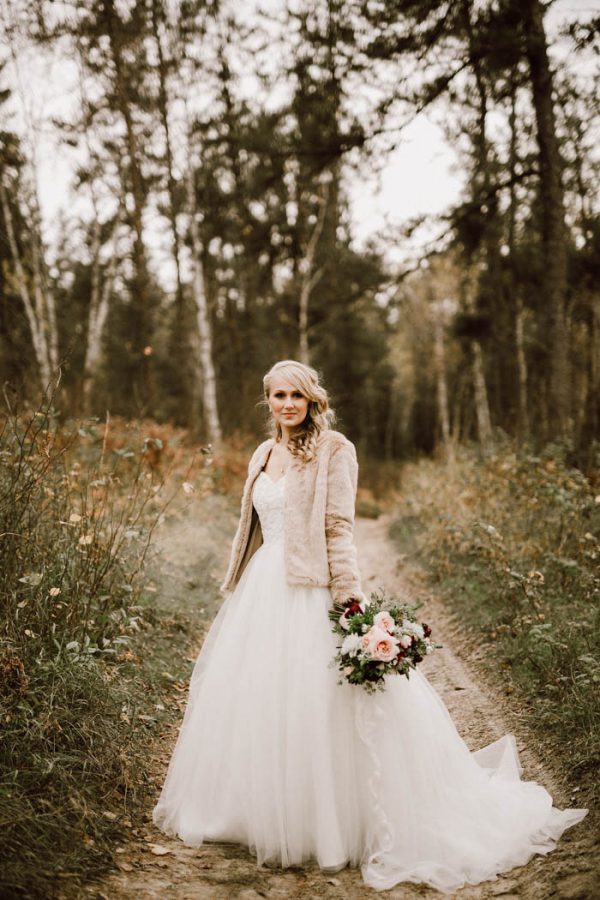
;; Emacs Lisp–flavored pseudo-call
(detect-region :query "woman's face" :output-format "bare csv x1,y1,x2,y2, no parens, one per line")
268,379,309,431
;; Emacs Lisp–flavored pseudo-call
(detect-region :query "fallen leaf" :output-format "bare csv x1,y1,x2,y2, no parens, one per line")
19,572,43,586
149,844,171,856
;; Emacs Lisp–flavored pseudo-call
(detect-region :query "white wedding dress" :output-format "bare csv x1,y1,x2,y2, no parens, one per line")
152,470,587,893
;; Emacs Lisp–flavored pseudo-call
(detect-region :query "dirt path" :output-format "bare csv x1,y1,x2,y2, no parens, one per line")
89,506,595,900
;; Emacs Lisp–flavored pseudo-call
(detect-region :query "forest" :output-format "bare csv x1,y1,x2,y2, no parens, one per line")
1,2,599,898
1,0,598,462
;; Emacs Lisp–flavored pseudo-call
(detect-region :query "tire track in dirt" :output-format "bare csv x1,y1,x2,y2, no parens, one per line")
88,508,595,900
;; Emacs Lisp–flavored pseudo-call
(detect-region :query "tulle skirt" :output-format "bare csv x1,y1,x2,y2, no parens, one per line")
152,538,587,894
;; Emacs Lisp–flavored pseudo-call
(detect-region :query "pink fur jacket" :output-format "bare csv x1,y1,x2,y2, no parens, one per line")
219,429,365,605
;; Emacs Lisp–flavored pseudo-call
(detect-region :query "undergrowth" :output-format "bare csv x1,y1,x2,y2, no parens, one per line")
390,445,600,802
0,397,182,899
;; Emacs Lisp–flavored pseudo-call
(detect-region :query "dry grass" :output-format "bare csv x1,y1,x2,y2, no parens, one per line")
390,444,600,802
0,398,191,898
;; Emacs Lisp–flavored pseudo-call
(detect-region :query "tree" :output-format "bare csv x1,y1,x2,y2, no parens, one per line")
0,53,59,393
519,0,571,438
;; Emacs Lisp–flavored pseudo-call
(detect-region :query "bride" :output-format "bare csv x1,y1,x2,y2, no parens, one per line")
152,359,587,893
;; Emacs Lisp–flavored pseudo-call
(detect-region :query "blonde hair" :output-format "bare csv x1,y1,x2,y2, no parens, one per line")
261,359,336,462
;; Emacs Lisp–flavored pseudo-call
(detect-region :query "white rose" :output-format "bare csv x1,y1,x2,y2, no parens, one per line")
402,619,424,639
339,613,351,631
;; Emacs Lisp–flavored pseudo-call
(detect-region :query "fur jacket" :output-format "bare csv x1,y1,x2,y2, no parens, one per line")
219,429,365,605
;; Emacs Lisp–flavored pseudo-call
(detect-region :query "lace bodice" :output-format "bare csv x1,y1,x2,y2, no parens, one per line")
252,471,286,544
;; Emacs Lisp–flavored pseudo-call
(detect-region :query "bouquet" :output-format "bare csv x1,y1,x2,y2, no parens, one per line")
329,588,439,693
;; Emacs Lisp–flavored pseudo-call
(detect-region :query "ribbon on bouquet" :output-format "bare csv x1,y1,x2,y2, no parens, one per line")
354,690,395,868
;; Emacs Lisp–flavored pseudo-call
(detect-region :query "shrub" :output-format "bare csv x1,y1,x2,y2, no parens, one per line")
0,396,165,898
391,446,600,800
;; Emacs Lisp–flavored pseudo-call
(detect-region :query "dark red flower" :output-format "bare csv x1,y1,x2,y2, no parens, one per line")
423,623,432,638
345,601,363,616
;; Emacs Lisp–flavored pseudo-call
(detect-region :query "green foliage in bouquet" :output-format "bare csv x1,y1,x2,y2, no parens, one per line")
329,588,439,693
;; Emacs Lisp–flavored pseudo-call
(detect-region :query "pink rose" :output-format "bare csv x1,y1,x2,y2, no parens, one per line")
362,626,399,661
399,634,413,649
361,625,385,652
361,632,373,652
372,635,400,662
374,611,395,634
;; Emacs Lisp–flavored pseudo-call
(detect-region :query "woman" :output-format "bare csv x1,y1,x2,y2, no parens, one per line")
153,359,587,894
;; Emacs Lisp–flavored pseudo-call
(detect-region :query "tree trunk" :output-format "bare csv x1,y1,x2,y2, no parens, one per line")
508,75,530,442
471,339,494,450
82,209,123,414
102,0,153,408
434,314,454,463
521,0,570,438
298,177,330,364
185,156,222,446
460,0,496,451
0,176,56,391
149,0,199,427
1,1,59,390
515,298,529,443
578,295,600,467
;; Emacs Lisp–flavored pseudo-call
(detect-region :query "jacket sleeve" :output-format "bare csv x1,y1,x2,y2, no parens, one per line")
324,439,365,606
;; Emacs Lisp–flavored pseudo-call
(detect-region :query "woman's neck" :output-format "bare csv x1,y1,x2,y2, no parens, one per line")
278,425,298,445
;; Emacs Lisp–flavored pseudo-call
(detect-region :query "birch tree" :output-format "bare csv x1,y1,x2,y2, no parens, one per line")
174,2,223,445
185,148,222,446
0,38,59,393
81,205,124,413
147,0,203,427
0,172,59,391
298,175,330,365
